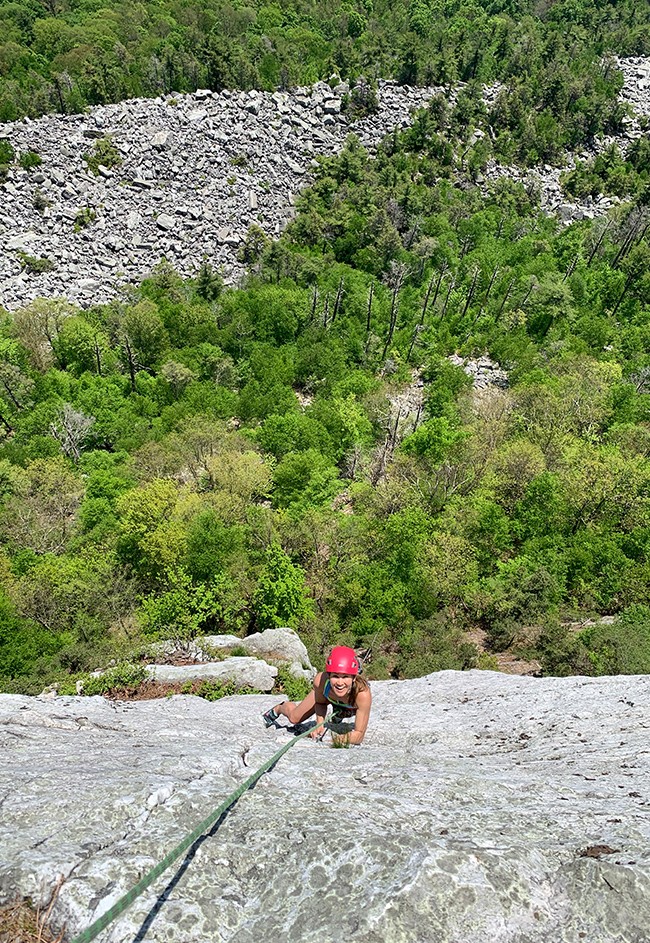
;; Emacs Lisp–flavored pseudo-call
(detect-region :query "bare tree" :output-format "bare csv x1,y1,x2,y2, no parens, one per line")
49,404,95,462
381,261,410,361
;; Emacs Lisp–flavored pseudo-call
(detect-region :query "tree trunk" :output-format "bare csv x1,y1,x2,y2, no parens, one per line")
331,277,345,324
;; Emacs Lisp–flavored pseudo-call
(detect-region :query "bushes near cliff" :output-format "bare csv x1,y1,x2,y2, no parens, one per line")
540,607,650,676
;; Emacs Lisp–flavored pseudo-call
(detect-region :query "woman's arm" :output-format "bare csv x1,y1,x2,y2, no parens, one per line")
309,671,329,739
331,688,372,746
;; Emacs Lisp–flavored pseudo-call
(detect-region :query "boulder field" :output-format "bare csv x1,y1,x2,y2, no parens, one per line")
1,669,649,942
1,57,649,312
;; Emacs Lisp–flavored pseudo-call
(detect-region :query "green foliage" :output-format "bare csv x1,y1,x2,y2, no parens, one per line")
83,137,122,176
0,588,66,683
276,666,311,701
401,417,462,463
33,189,50,213
0,139,14,164
228,644,249,657
1,51,650,691
273,449,340,509
577,606,650,675
19,150,41,170
78,662,147,696
479,556,565,650
253,542,314,630
195,262,223,302
343,78,379,121
395,618,478,678
73,207,96,232
0,0,643,176
16,252,54,274
561,138,650,201
539,607,650,677
138,569,244,640
0,138,14,181
182,678,260,700
330,734,351,748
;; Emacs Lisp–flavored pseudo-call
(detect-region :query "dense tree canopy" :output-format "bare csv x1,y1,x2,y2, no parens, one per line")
1,0,650,691
1,93,649,692
0,0,648,167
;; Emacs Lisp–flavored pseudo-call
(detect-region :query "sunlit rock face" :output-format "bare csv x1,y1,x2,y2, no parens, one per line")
1,670,649,942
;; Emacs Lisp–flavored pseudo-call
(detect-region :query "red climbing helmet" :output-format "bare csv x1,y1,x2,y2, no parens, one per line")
326,646,360,675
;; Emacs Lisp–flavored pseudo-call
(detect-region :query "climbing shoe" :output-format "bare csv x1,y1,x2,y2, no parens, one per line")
262,707,280,728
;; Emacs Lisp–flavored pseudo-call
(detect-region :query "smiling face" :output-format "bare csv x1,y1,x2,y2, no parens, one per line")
328,672,355,700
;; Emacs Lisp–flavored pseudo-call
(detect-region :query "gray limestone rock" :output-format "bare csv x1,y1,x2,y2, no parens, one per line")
152,130,172,149
146,657,278,691
1,671,649,942
200,627,314,681
156,213,176,231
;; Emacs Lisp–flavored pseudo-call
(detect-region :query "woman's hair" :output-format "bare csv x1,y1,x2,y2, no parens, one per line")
351,675,370,701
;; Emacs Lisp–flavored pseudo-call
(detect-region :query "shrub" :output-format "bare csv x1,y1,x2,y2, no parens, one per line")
73,662,148,696
195,262,223,301
183,678,259,700
0,138,14,181
74,207,96,231
578,606,650,675
342,78,379,120
539,607,650,677
0,138,14,164
33,189,50,213
16,252,55,274
229,644,249,657
276,666,311,701
395,617,478,678
479,556,564,651
83,136,122,175
19,150,42,171
537,622,591,677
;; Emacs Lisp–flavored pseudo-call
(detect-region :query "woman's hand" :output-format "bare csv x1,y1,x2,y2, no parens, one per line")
309,724,326,740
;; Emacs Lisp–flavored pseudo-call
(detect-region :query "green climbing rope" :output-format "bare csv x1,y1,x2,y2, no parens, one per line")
69,722,323,943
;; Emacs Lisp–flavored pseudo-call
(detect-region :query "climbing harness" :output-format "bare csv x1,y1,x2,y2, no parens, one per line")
69,721,325,943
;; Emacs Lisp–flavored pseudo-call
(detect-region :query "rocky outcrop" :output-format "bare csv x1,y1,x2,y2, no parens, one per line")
479,58,650,225
448,353,508,390
145,627,315,689
146,656,278,691
1,670,649,942
1,57,649,313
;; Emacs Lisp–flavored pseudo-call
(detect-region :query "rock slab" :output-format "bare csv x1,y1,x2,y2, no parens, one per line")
1,670,649,942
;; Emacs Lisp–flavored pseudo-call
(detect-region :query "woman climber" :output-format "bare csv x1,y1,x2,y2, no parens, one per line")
262,645,372,745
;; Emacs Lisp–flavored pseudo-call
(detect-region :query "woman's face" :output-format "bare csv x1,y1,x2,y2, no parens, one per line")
329,672,354,699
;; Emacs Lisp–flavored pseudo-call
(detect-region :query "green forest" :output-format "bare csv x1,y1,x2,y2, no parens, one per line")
1,0,650,695
0,0,648,156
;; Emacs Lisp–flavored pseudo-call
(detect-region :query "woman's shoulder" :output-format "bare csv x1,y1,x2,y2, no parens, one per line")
355,685,372,704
